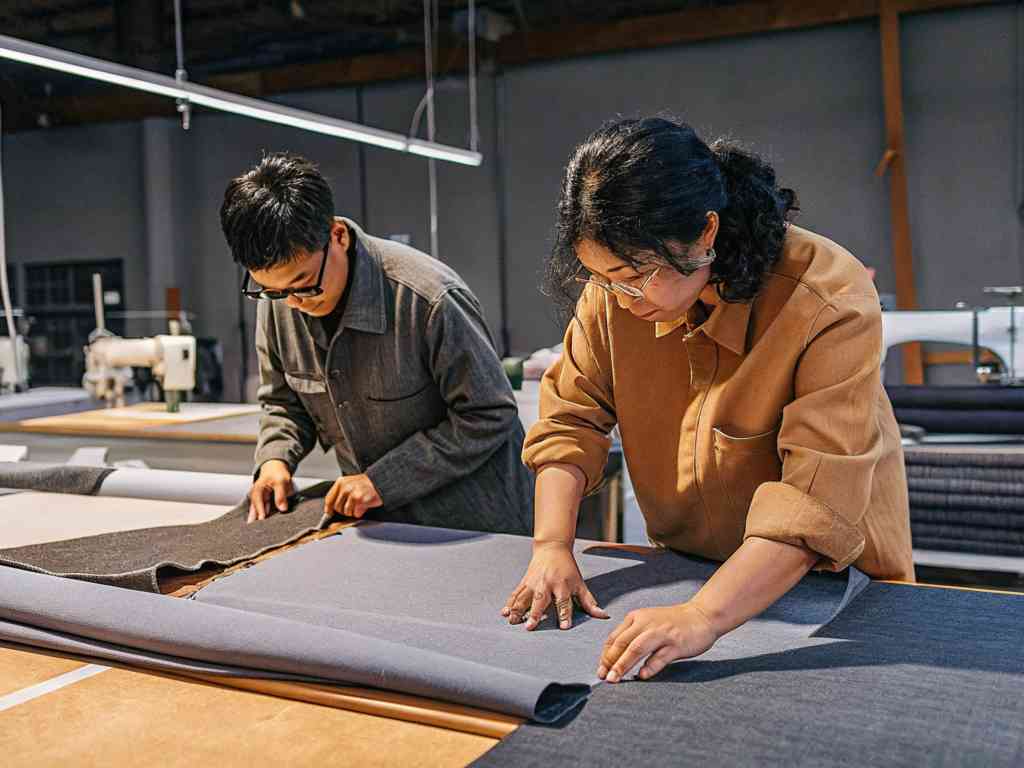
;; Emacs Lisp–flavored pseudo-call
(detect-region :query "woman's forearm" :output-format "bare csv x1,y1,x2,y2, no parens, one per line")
532,463,587,548
690,536,820,638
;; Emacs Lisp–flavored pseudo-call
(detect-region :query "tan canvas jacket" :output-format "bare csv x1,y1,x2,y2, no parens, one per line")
523,225,914,580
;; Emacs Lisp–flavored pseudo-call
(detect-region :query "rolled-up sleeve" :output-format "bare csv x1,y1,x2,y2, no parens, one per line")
522,287,617,495
744,293,884,571
253,302,318,475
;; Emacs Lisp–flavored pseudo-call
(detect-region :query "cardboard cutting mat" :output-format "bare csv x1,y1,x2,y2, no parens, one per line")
0,648,500,767
0,493,230,548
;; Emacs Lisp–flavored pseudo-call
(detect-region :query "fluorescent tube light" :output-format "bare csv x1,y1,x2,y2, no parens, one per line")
0,34,483,166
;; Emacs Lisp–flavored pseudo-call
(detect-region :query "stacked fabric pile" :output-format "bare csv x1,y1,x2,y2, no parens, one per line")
886,384,1024,435
904,446,1024,557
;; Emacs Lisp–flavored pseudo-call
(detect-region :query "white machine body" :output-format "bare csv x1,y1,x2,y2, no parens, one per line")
0,335,30,392
882,306,1017,380
84,334,197,405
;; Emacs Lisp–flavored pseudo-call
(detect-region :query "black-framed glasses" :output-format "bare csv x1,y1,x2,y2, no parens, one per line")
241,239,330,301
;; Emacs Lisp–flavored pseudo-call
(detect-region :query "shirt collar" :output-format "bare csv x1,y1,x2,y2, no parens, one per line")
335,218,387,336
304,218,387,349
654,287,752,357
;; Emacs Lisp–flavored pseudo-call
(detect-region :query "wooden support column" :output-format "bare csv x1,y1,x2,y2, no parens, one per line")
878,2,925,385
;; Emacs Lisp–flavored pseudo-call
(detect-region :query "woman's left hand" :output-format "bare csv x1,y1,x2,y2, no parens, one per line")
597,603,719,683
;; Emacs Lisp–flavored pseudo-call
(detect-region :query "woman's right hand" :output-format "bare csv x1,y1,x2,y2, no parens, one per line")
501,542,610,630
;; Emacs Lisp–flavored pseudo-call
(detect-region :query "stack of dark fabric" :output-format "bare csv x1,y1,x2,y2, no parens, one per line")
904,446,1024,557
886,385,1024,434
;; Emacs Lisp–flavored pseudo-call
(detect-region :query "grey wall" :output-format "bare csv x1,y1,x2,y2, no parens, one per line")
2,2,1021,396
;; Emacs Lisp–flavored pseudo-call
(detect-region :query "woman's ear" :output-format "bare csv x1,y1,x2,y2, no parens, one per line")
702,211,720,250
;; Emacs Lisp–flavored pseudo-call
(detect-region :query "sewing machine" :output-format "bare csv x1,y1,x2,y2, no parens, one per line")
82,273,196,411
882,286,1023,384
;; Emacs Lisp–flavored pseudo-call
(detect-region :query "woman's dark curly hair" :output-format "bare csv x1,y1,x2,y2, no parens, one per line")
546,116,799,319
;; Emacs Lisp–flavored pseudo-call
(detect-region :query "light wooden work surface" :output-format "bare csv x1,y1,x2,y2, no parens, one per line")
0,647,504,767
0,403,263,443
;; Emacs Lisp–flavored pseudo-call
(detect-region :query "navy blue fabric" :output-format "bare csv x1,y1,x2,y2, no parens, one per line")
473,583,1024,767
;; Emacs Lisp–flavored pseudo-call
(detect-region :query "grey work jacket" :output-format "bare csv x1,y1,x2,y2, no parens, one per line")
253,219,533,535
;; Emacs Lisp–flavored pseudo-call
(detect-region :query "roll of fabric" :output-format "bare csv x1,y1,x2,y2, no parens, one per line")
906,463,1024,483
903,447,1024,469
886,385,1024,410
909,491,1024,514
895,408,1024,434
911,537,1024,557
911,522,1024,545
906,476,1024,497
911,507,1024,531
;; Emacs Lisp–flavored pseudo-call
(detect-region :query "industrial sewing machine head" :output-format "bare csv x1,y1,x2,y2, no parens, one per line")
882,285,1024,386
82,273,197,411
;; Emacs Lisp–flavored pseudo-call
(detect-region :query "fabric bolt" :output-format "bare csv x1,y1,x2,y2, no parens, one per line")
523,225,913,580
893,408,1024,435
903,446,1024,469
906,475,1024,497
910,521,1024,546
906,463,1024,483
910,507,1024,531
0,462,113,496
0,523,865,722
0,490,333,591
472,583,1024,768
886,384,1024,410
911,537,1024,557
909,491,1024,514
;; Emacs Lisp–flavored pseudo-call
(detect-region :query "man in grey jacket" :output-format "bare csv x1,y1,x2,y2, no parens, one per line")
221,152,533,534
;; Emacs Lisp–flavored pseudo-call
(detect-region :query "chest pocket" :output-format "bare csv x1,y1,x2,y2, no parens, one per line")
713,426,782,519
284,372,341,447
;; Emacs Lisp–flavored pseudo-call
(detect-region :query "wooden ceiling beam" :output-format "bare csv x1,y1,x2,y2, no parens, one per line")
0,0,1007,133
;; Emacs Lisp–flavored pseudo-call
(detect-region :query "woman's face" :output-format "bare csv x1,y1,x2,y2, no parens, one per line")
576,239,713,323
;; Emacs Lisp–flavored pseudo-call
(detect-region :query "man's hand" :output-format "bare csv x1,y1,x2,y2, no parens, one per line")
597,603,719,683
502,541,609,630
248,459,293,524
325,474,383,519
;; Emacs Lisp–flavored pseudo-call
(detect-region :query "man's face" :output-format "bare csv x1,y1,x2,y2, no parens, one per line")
249,222,350,317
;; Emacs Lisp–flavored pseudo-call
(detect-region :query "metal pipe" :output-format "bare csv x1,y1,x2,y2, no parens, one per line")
0,102,21,388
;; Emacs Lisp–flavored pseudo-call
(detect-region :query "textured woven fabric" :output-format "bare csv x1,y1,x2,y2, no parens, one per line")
472,583,1024,767
909,491,1024,513
894,408,1024,434
886,384,1024,410
911,537,1024,556
0,462,113,496
906,463,1024,483
903,447,1024,469
910,507,1024,530
907,475,1024,496
911,522,1024,545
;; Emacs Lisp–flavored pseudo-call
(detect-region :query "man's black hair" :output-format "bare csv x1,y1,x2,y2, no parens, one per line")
220,152,335,270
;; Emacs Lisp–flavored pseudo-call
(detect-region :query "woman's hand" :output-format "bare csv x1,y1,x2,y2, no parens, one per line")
597,603,719,683
502,542,610,630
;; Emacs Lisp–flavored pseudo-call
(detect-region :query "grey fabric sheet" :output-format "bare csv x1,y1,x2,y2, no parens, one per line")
473,582,1024,767
0,522,866,722
0,564,581,721
193,524,867,688
886,384,1024,410
0,461,113,495
0,485,334,591
911,522,1024,545
894,408,1024,435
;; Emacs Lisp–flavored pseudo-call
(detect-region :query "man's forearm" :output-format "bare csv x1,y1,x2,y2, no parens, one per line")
690,536,819,638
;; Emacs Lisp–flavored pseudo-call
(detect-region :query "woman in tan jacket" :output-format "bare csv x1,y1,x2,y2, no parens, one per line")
502,117,913,684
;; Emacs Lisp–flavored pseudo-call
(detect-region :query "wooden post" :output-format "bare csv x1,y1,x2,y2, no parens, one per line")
879,2,925,384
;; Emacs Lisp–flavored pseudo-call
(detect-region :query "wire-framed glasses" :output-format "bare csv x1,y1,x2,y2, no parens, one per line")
241,239,330,301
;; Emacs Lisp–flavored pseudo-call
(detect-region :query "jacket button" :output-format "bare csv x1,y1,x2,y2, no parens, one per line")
339,401,349,408
330,369,341,377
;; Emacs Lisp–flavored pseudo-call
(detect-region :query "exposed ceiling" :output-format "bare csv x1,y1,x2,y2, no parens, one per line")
0,0,755,130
